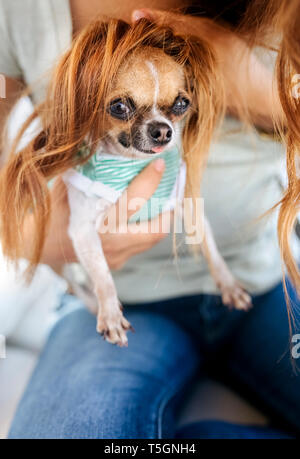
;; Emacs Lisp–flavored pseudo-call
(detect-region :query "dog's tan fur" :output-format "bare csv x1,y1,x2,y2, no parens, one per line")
111,48,186,107
104,47,189,155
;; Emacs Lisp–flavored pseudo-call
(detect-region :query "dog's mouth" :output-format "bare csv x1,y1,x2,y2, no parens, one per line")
150,146,165,154
138,145,166,155
117,131,170,155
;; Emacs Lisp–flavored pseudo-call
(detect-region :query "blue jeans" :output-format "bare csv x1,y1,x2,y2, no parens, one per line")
9,281,300,439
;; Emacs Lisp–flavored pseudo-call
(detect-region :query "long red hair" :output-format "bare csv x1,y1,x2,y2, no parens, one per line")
0,18,224,272
238,1,300,297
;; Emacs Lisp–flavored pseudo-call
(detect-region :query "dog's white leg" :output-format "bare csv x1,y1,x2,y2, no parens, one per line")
66,184,132,347
201,218,252,310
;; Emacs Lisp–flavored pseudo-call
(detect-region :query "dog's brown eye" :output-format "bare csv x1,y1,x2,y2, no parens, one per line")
172,96,190,115
109,98,135,120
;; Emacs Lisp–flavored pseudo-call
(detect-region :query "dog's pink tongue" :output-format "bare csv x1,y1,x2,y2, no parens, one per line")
152,146,164,153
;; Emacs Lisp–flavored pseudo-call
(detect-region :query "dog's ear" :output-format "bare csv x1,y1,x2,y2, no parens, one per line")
182,38,225,201
48,20,131,144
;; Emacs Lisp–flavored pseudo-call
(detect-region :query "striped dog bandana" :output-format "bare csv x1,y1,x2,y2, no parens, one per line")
64,145,186,222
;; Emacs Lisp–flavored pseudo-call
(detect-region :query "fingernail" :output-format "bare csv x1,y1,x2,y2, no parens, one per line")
154,158,165,172
132,10,146,22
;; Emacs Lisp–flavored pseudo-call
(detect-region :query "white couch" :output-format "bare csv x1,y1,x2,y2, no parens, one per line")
0,249,68,439
0,346,37,439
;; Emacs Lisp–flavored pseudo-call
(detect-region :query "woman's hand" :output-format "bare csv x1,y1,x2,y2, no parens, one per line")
38,158,169,271
132,8,222,41
132,9,284,131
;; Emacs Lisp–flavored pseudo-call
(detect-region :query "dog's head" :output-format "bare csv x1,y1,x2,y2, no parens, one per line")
42,18,223,165
105,47,191,158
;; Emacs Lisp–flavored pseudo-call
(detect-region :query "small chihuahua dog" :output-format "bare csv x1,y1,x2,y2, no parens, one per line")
0,19,251,347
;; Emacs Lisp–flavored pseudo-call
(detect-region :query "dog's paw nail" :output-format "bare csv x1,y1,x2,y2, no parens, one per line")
97,313,132,346
122,318,133,331
220,283,252,311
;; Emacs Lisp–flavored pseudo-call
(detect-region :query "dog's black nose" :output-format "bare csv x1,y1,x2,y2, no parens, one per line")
147,122,172,145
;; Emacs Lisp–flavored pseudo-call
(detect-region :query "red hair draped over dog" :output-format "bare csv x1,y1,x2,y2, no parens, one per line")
0,18,224,272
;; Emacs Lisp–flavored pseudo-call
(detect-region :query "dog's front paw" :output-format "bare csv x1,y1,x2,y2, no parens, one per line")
97,309,133,347
219,281,252,311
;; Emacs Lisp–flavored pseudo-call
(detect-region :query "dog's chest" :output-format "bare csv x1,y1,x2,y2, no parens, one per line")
64,144,186,222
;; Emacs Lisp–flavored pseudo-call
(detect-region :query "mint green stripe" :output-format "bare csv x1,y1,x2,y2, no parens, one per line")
76,146,182,221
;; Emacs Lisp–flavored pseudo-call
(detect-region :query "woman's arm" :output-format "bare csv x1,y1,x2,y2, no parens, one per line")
132,9,284,132
215,30,284,132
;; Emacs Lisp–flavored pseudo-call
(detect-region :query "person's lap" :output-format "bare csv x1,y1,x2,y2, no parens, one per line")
8,306,200,439
226,281,300,433
175,420,293,439
8,281,300,439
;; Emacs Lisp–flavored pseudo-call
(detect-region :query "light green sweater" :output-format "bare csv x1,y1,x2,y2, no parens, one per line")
76,146,182,222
